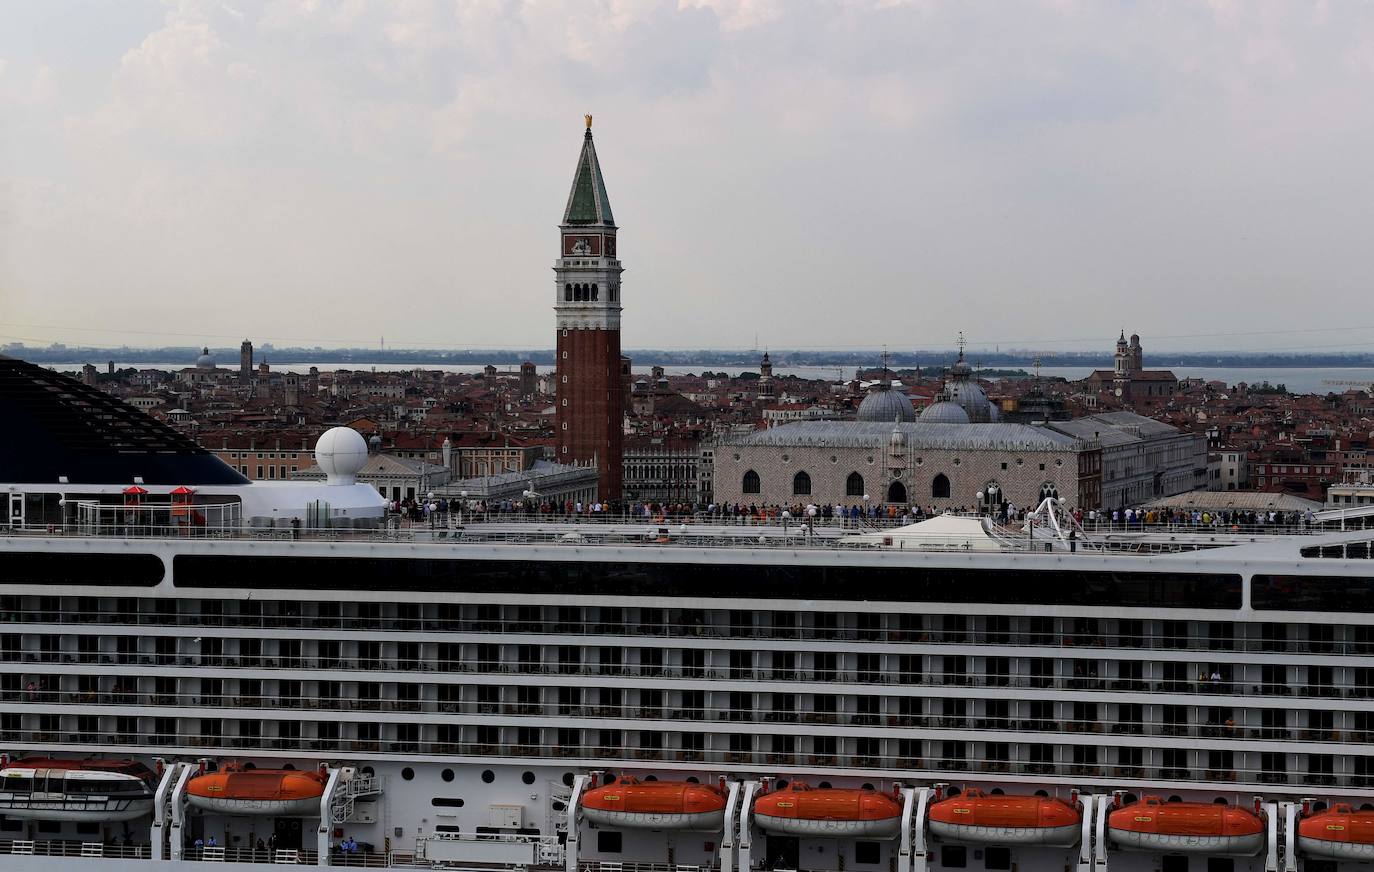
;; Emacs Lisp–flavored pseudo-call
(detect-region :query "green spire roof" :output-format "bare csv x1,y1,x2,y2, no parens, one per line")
562,128,615,227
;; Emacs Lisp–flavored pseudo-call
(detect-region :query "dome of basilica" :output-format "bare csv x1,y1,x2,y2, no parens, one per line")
195,347,215,369
856,382,916,423
919,400,971,425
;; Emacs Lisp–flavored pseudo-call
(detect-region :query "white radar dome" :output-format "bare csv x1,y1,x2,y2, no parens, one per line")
315,427,369,486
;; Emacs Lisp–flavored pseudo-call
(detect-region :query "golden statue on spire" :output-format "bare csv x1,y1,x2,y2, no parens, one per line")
585,114,593,129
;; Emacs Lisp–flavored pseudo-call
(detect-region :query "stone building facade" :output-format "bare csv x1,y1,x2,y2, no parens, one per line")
1046,411,1207,508
714,421,1102,511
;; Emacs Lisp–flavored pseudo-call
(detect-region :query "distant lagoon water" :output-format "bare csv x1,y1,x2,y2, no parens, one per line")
44,362,1374,395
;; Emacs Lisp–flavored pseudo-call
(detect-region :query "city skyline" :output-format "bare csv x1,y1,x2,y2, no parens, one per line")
4,2,1374,353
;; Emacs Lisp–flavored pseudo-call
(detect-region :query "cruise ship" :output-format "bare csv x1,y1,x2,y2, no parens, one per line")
2,353,1374,872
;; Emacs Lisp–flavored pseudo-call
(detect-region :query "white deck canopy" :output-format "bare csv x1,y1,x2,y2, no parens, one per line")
841,512,1003,551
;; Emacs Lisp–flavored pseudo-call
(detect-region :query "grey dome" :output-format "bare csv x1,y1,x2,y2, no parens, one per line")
946,380,996,423
856,384,916,423
195,347,215,369
919,400,971,424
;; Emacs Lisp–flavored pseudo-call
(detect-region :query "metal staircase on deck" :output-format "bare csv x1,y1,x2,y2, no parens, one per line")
330,774,382,824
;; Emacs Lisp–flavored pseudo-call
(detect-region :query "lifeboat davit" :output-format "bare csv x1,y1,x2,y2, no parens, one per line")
1108,797,1264,856
1298,804,1374,860
186,765,327,816
753,782,903,838
0,758,156,822
580,777,727,830
929,789,1081,847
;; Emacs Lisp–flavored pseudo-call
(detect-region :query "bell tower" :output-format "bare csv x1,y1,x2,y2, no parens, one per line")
554,115,624,500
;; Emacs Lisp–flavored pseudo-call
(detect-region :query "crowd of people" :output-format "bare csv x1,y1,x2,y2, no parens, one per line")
380,493,1319,536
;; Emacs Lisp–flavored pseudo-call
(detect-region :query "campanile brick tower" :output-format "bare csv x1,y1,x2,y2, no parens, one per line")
554,115,624,500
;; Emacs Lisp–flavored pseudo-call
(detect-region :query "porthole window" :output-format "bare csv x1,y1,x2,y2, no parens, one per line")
1055,459,1063,467
1016,458,1024,466
732,453,741,462
830,455,838,464
522,771,536,785
953,458,961,466
442,769,455,782
866,455,875,465
481,769,495,783
402,767,415,781
781,453,790,463
562,772,574,787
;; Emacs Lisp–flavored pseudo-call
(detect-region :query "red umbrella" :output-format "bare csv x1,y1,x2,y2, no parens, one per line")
170,486,195,495
123,485,149,495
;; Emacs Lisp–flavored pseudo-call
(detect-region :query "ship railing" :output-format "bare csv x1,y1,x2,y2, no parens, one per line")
0,729,1360,790
184,845,323,864
3,665,1372,706
0,518,1331,550
2,664,1363,708
579,862,719,872
6,610,1374,658
0,839,151,859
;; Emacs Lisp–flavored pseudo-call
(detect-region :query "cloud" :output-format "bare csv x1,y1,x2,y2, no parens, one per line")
4,1,1374,351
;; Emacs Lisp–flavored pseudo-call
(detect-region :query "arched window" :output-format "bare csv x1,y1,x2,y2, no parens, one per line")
931,473,951,499
845,472,865,497
981,481,1001,512
792,471,811,496
610,285,618,301
886,480,907,504
742,470,761,494
1039,482,1059,502
564,284,573,301
591,283,599,301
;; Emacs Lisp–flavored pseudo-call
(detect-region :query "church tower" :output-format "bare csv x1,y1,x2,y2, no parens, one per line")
1113,329,1130,398
554,115,624,500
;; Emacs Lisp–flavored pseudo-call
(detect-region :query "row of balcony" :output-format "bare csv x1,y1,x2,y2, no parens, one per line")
2,609,1362,656
4,693,1368,746
0,732,1357,788
5,654,1366,701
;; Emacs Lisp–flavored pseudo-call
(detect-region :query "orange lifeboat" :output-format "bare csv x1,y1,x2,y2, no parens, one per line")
928,789,1081,847
753,782,903,839
1107,797,1263,856
186,765,327,816
1298,804,1374,860
580,777,727,831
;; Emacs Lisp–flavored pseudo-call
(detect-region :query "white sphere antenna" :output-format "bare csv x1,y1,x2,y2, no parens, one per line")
315,427,369,486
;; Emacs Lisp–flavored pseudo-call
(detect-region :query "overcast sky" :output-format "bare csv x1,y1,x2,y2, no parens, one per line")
3,0,1374,355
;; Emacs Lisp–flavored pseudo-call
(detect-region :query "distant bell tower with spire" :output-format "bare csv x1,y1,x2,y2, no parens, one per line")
553,115,624,500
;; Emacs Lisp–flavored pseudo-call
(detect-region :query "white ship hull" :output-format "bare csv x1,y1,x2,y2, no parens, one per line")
1109,830,1264,856
581,808,723,830
187,794,321,816
1297,836,1374,860
930,821,1080,847
0,798,153,822
754,813,901,838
